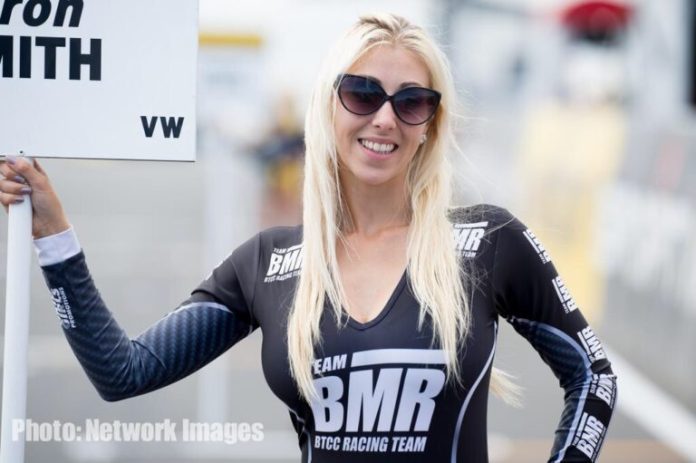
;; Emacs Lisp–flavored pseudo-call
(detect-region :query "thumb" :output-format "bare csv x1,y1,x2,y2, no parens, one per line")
33,158,47,175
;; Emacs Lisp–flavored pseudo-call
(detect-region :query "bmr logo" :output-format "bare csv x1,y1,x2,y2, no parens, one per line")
552,276,578,314
310,349,446,437
312,369,444,433
264,244,303,283
453,221,489,258
572,412,606,460
589,374,616,408
522,229,551,264
577,327,607,363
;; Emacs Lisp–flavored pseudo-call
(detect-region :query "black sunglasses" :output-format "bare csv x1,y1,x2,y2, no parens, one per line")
335,74,441,125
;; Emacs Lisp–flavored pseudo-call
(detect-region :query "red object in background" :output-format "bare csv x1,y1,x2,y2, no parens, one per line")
560,1,634,34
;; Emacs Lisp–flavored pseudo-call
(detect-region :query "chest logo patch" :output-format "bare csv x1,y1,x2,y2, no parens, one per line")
310,348,446,454
264,244,303,283
453,221,489,258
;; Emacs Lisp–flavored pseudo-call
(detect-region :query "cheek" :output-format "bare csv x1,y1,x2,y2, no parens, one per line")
334,113,360,150
333,111,346,139
333,117,351,165
403,130,424,153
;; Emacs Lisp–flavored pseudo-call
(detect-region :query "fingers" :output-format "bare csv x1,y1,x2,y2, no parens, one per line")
0,177,32,209
0,160,24,182
1,157,35,211
0,186,30,209
0,190,27,207
1,155,45,186
0,178,32,196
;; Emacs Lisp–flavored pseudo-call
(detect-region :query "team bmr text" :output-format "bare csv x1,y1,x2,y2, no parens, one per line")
0,0,101,80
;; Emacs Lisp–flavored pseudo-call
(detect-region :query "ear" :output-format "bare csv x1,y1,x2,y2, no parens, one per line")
420,124,431,145
423,121,432,137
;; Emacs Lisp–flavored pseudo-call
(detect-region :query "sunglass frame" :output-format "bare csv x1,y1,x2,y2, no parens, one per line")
335,74,441,126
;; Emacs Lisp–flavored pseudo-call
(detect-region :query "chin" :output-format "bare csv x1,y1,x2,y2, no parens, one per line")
351,167,402,187
339,151,406,188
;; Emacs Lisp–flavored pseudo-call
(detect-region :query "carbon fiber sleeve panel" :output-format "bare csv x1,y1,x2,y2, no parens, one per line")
40,251,252,402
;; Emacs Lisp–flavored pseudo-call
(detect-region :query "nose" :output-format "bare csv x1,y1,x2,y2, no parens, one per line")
370,100,398,130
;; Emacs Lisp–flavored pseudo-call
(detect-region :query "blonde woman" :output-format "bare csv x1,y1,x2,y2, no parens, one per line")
0,13,616,463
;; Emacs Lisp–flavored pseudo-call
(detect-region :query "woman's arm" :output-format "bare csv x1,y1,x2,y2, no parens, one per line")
2,156,260,402
36,228,257,402
490,207,617,463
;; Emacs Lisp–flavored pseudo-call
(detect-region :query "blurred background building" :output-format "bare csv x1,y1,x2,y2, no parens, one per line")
1,0,695,462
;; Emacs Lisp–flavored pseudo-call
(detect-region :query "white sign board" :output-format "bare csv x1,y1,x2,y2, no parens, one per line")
0,0,198,161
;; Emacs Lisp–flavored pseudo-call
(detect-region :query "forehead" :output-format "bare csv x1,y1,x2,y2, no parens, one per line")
347,45,431,89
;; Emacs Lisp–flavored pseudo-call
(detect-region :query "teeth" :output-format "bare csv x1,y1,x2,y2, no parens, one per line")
360,139,395,154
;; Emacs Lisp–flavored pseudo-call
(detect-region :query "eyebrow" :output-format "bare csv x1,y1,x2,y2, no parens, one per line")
359,74,427,90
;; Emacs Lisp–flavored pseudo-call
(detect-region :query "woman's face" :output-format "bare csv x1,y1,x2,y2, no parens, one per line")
334,45,432,190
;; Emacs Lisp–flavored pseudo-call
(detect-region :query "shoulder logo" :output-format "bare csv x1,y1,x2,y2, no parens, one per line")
452,221,489,258
264,244,303,283
522,229,551,264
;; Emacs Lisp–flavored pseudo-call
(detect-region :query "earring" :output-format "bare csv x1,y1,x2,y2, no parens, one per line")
420,134,427,144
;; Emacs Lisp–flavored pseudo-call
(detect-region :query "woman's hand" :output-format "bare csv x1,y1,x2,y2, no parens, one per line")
0,155,71,239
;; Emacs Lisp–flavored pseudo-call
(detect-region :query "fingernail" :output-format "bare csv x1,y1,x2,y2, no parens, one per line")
5,155,17,164
20,187,32,194
14,175,27,184
13,196,24,203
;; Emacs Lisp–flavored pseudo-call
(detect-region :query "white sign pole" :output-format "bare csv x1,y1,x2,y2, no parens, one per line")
0,153,33,463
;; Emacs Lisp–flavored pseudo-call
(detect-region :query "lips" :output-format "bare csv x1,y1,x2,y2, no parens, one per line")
358,138,398,154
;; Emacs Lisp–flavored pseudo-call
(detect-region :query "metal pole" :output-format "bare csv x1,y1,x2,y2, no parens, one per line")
1,153,33,463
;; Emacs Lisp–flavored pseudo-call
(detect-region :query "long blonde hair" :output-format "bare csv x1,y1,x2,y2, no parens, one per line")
287,12,520,405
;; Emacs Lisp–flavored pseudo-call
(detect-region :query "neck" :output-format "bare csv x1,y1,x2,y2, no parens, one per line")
340,173,411,237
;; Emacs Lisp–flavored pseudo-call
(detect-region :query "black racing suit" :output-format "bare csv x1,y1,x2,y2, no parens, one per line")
36,205,617,462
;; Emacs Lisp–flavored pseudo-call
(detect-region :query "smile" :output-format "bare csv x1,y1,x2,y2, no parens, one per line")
359,138,398,154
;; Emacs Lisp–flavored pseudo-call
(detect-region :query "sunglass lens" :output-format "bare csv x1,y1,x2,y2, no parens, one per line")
339,76,385,115
393,88,440,125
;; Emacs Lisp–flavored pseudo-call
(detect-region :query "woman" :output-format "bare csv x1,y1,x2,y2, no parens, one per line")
0,13,616,463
